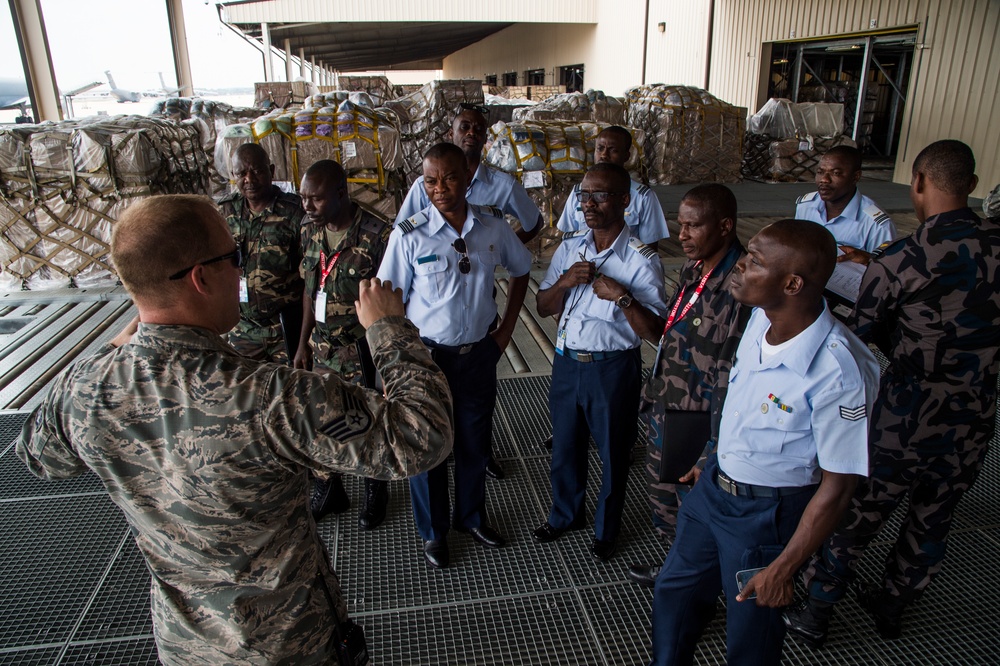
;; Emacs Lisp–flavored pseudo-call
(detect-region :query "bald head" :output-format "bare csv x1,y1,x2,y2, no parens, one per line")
912,140,977,196
763,219,838,290
302,159,347,189
112,195,227,305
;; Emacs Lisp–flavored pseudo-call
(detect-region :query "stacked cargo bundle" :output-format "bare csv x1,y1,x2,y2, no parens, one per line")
150,97,262,197
741,98,854,182
304,91,376,110
624,85,745,184
483,93,535,125
382,80,484,184
254,81,311,110
512,90,625,125
484,120,646,240
335,75,399,107
0,115,210,290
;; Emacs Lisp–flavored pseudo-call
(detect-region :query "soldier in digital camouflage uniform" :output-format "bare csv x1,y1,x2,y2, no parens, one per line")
218,143,304,363
17,194,453,666
785,140,1000,647
294,160,394,529
626,184,751,588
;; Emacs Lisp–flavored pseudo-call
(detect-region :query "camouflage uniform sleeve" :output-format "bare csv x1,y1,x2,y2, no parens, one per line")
848,253,901,354
263,315,453,478
16,374,89,480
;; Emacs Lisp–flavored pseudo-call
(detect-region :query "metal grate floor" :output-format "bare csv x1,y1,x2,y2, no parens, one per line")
2,382,999,665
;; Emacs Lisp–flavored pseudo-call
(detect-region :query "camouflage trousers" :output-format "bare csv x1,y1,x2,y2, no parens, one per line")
642,408,694,541
228,318,289,365
311,334,362,384
805,438,988,605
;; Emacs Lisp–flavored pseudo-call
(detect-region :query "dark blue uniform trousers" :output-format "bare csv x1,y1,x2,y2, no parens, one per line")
410,335,502,541
650,456,815,666
548,348,641,542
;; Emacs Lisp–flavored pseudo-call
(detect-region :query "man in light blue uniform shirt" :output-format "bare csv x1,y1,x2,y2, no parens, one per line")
649,219,879,666
533,163,667,562
377,143,532,569
557,125,670,246
396,104,542,245
794,145,896,255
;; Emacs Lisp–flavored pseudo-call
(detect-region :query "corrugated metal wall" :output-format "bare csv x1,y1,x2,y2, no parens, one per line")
643,1,712,88
709,0,999,198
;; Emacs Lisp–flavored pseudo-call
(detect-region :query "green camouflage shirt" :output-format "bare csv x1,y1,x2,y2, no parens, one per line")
17,317,453,665
300,204,391,375
219,186,305,326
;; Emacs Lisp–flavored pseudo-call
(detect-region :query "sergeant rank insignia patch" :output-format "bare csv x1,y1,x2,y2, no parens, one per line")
320,390,373,439
839,405,867,421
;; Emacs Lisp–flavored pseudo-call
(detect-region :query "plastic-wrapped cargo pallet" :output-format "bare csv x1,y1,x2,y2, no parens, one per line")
624,85,745,184
512,90,625,125
335,75,399,107
484,120,646,244
741,98,855,182
382,80,484,185
0,115,211,291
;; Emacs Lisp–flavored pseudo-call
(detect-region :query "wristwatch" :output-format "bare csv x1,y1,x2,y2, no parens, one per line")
616,292,633,309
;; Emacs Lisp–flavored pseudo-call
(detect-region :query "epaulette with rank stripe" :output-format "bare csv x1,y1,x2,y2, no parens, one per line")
796,191,819,204
863,203,891,225
471,203,504,219
562,228,588,240
397,210,430,234
635,183,650,195
628,236,657,259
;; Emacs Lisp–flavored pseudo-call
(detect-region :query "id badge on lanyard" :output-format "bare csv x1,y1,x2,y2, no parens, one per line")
239,278,249,303
315,250,341,324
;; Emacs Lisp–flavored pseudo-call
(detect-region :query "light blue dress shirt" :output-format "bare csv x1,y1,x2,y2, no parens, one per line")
795,189,897,252
557,180,670,244
396,163,541,233
377,203,532,347
717,305,879,488
540,226,667,352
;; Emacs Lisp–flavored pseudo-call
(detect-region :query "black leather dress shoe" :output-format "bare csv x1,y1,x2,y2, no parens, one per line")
485,457,506,480
855,583,904,639
542,436,553,450
310,474,350,521
627,564,660,588
358,478,388,530
591,538,617,562
532,517,586,543
464,524,505,548
423,539,449,569
783,599,832,649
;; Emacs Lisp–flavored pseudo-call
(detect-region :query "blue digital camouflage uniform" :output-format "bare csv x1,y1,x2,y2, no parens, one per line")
806,207,1000,606
639,241,750,537
17,317,453,666
300,203,392,380
219,185,305,363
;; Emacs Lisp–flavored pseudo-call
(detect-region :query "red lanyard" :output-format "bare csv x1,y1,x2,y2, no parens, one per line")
319,250,341,289
662,262,714,336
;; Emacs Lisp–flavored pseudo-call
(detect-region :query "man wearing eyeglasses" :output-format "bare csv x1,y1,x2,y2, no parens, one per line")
218,143,305,364
17,194,453,665
533,163,668,562
557,125,669,246
377,142,532,569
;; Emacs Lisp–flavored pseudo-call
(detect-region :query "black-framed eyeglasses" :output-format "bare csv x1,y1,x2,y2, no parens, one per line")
168,247,243,280
452,238,471,275
459,102,489,117
576,191,619,204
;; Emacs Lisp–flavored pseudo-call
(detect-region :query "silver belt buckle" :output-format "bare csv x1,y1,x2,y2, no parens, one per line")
459,344,474,355
576,352,593,363
718,472,738,496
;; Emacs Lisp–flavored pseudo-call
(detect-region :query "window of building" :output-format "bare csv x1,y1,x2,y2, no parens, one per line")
484,74,498,86
502,72,517,87
525,69,545,86
560,64,584,93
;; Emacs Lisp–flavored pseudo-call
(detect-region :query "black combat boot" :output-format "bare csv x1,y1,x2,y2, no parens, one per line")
855,582,906,639
311,474,350,521
358,478,388,530
783,598,835,649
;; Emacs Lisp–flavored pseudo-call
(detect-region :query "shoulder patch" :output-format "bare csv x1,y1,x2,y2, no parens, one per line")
471,203,504,220
796,191,819,205
318,388,373,441
561,228,588,240
862,203,891,225
628,236,657,260
396,211,430,235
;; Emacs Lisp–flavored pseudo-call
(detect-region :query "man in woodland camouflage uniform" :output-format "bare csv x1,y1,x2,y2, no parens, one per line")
17,194,453,666
294,160,394,528
626,184,751,587
785,140,1000,647
218,143,304,363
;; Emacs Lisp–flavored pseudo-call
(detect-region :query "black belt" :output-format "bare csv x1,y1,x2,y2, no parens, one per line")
715,469,817,499
558,347,629,363
421,337,481,355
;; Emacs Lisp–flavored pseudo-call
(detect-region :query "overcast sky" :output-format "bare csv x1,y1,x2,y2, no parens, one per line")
2,0,264,91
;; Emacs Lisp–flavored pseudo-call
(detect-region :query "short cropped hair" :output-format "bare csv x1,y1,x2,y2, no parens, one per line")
111,195,222,303
824,145,862,173
912,140,976,196
681,183,738,226
586,162,631,193
598,125,633,145
234,143,270,168
302,159,347,188
424,142,467,165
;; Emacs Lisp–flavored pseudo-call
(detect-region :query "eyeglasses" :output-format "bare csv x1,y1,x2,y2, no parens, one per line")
168,247,243,280
452,238,471,275
576,191,620,204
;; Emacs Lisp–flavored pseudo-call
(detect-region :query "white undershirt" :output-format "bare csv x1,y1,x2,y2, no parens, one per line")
761,327,801,360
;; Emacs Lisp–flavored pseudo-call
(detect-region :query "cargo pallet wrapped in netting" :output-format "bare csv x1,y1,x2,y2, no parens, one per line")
512,90,624,125
740,98,855,182
150,97,262,198
219,100,405,218
624,84,745,185
484,119,647,249
0,115,211,291
333,76,399,107
382,80,484,185
254,81,311,111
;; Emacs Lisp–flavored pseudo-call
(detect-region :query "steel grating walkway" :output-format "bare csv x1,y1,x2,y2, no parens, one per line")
2,379,999,665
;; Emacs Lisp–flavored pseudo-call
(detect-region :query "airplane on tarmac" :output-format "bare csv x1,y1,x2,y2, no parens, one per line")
0,78,31,122
157,72,184,96
104,70,141,103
